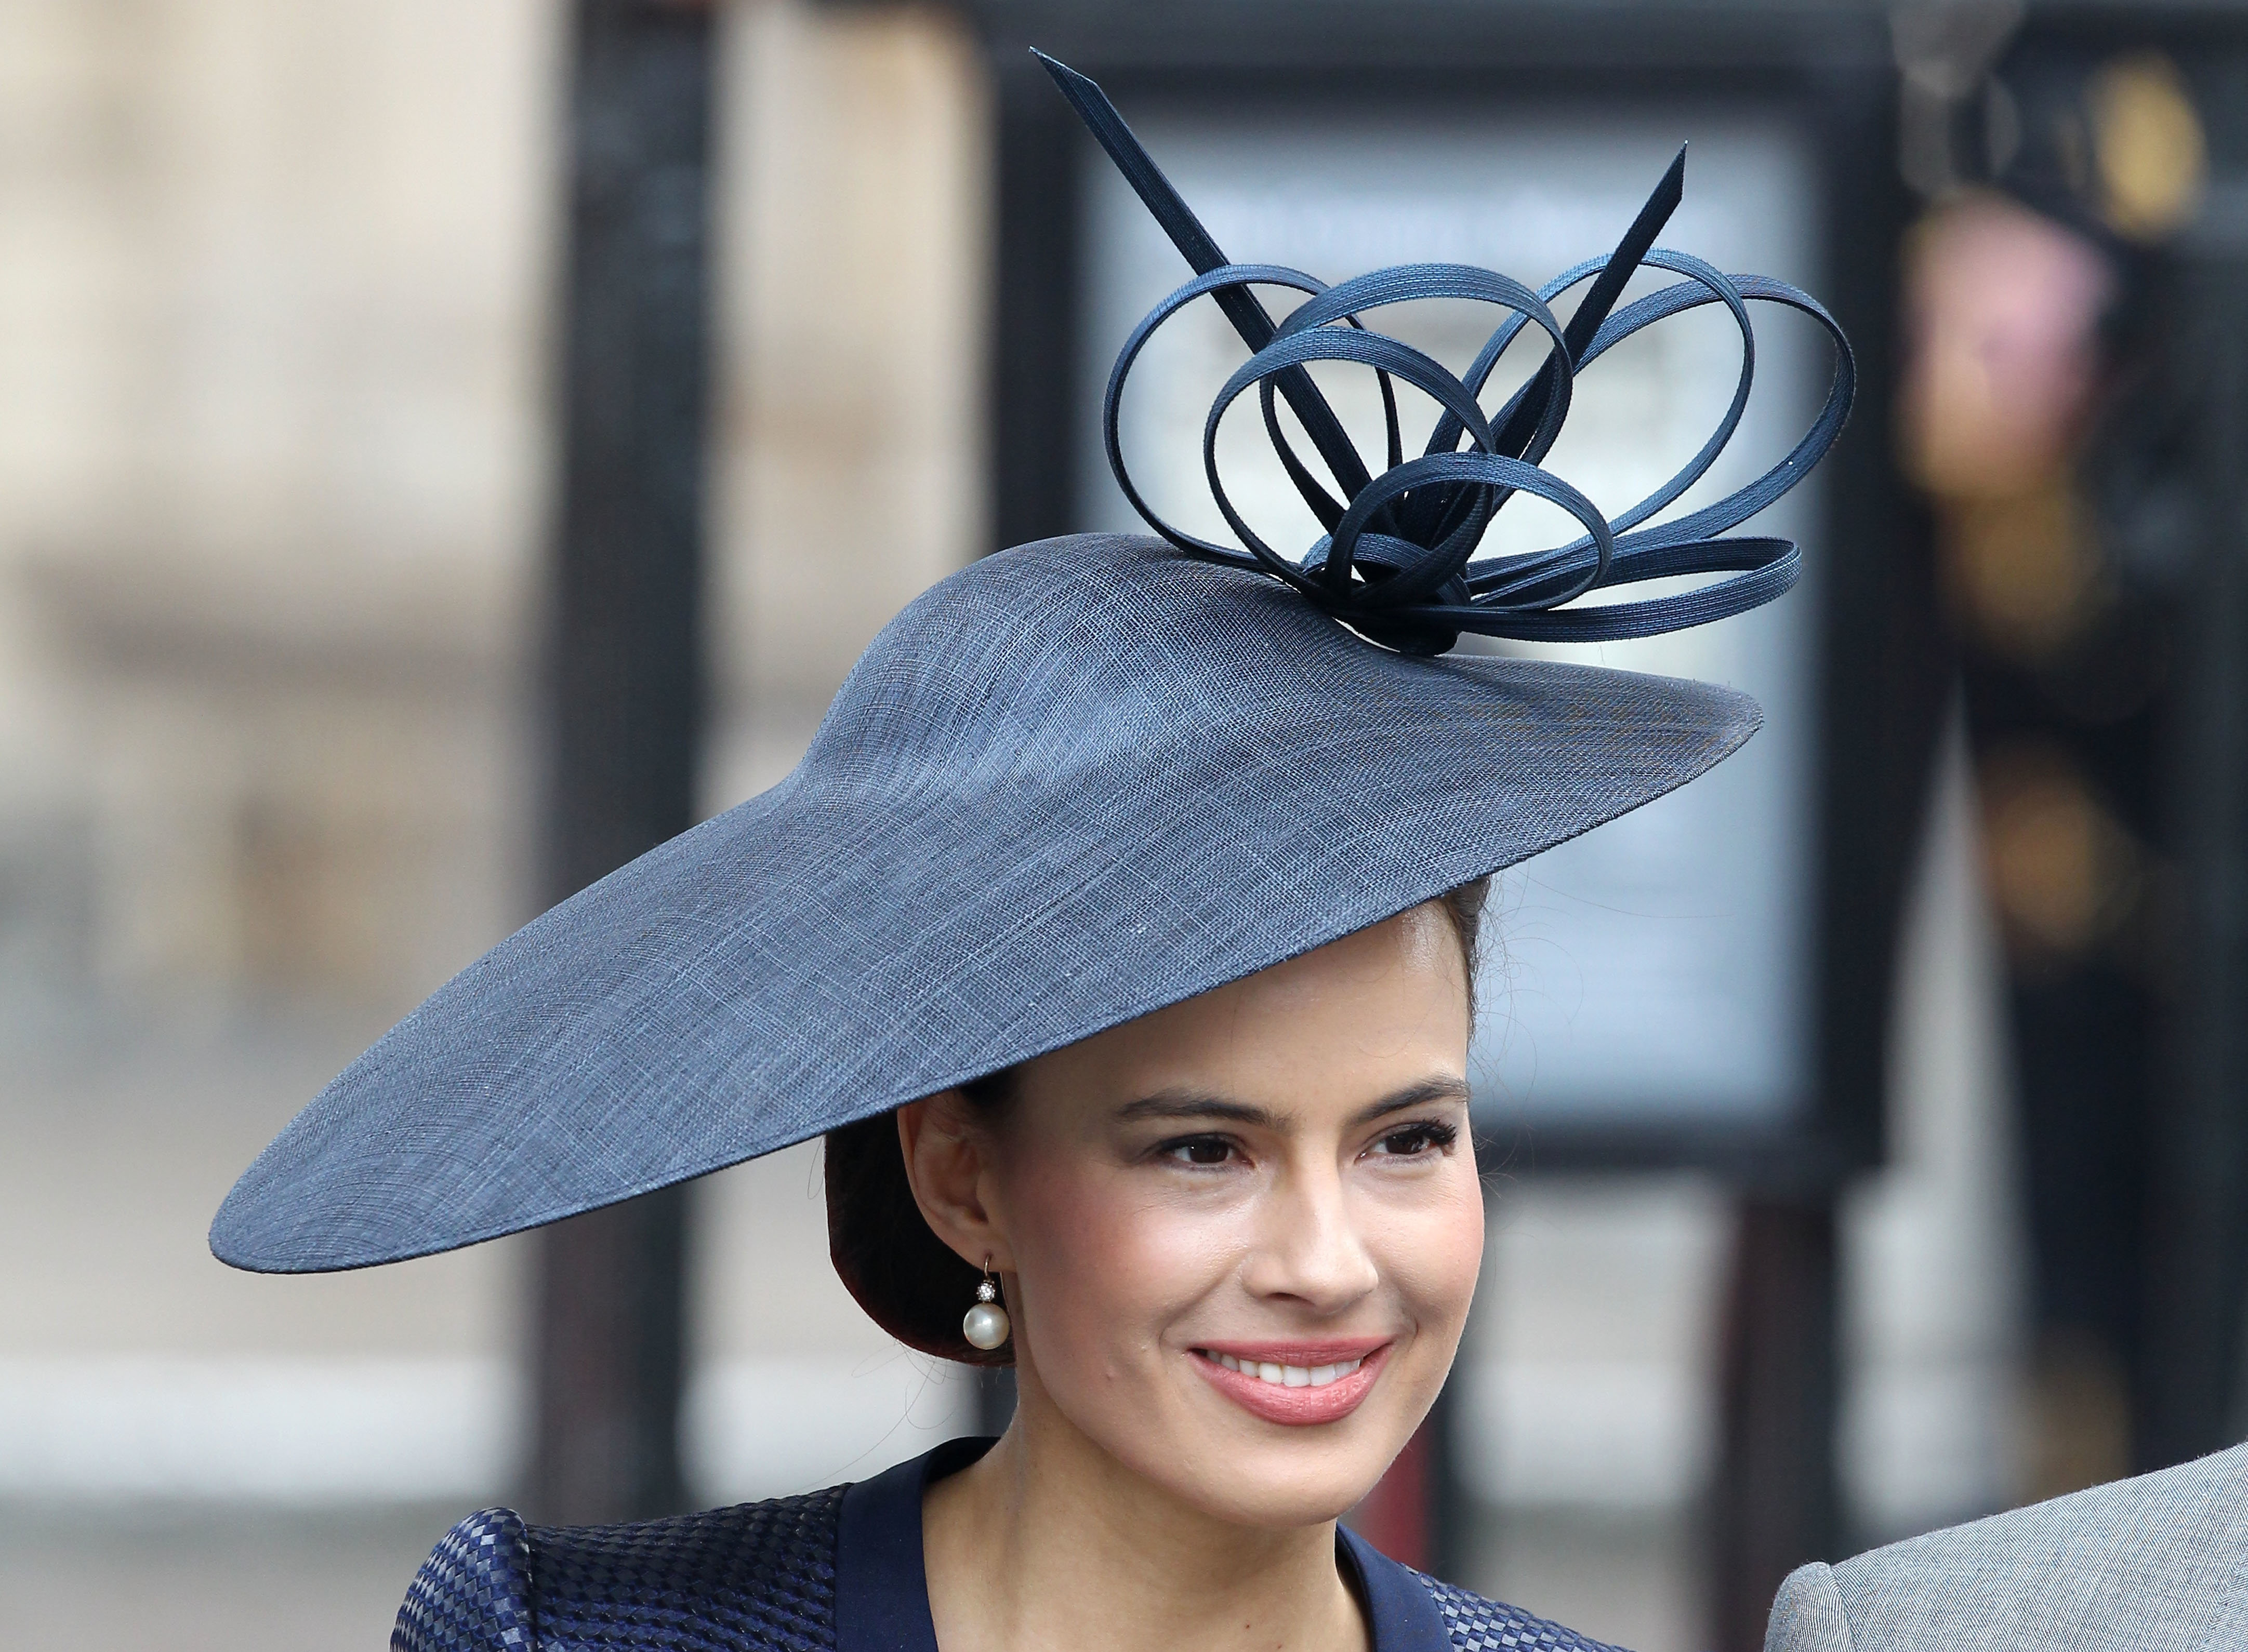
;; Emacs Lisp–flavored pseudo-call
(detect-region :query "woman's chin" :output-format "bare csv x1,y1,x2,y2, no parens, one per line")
1165,1458,1390,1529
1116,1408,1414,1530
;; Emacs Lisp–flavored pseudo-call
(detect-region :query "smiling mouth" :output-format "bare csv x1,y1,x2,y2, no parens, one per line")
1201,1351,1366,1389
1187,1342,1390,1425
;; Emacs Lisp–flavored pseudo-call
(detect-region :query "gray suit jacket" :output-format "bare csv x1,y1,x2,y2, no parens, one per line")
1767,1443,2248,1651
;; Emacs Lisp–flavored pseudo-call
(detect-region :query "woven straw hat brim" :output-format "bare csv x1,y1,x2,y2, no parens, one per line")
210,535,1760,1273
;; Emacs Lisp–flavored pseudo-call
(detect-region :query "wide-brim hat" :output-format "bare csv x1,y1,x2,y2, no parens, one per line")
212,55,1852,1276
211,532,1758,1273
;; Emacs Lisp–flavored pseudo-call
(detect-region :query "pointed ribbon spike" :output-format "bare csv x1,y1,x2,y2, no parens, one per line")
1035,51,1231,275
1565,145,1684,364
1487,144,1686,463
1035,49,1373,505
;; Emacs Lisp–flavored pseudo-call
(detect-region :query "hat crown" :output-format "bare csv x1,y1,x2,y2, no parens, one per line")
797,535,1355,801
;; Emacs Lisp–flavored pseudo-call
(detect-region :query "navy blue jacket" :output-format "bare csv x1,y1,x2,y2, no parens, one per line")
393,1438,1628,1652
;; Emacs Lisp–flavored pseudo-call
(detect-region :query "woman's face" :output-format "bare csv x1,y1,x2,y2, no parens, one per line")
910,903,1483,1528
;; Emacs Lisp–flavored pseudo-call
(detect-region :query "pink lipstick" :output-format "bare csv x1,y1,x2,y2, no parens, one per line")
1189,1339,1391,1426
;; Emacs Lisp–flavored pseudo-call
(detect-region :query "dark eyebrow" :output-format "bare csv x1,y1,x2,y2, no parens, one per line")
1114,1091,1282,1129
1351,1076,1472,1127
1114,1075,1471,1132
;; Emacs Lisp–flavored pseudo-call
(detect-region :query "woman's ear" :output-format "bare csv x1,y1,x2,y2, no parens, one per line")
897,1091,1014,1273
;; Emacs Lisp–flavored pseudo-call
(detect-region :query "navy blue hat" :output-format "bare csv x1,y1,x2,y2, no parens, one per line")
211,61,1851,1274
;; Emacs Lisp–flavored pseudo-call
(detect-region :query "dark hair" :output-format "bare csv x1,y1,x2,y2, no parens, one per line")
824,880,1489,1364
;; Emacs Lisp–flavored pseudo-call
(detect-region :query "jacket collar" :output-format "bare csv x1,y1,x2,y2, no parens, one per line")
834,1437,1450,1652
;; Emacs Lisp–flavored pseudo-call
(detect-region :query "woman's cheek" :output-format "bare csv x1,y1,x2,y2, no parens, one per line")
1010,1164,1242,1363
1007,1163,1155,1362
1373,1163,1485,1334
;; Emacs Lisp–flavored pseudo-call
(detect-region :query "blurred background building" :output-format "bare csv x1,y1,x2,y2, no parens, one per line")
0,4,2241,1651
0,3,987,1643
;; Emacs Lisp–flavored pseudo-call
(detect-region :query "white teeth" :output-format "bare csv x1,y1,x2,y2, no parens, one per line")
1206,1353,1367,1387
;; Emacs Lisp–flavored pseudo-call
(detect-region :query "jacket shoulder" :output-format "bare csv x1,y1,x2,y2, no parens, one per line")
393,1508,536,1652
1765,1562,1853,1651
1415,1570,1635,1651
391,1483,845,1652
1811,1442,2248,1650
527,1483,847,1650
395,1484,849,1652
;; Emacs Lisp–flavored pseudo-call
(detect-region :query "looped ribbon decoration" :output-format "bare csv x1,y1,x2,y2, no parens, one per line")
1042,52,1857,658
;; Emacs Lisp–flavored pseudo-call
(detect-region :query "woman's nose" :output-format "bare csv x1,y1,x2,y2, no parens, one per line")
1237,1160,1381,1311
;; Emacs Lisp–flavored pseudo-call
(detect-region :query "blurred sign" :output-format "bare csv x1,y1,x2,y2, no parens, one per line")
1077,107,1829,1134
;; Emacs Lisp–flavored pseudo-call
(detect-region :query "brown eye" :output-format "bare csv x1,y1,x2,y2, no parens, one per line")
1164,1136,1237,1166
1372,1121,1457,1158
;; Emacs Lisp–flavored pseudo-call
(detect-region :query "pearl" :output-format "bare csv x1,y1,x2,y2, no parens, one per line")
962,1301,1011,1351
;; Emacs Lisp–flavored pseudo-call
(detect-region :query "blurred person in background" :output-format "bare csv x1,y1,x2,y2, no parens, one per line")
1896,46,2204,1501
1769,50,2248,1652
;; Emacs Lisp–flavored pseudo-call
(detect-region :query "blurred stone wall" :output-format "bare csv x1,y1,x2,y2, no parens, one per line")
0,0,552,1007
0,0,987,1017
0,0,990,1527
711,0,987,807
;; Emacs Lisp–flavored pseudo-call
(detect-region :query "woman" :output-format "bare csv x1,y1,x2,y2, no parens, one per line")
211,57,1850,1652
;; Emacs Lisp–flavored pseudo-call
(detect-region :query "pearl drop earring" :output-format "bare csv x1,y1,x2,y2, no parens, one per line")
962,1258,1011,1351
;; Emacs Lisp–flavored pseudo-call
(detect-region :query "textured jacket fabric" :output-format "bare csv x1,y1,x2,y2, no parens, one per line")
394,1438,1631,1652
1765,1442,2248,1651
